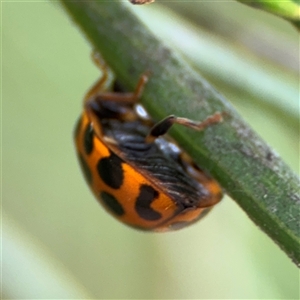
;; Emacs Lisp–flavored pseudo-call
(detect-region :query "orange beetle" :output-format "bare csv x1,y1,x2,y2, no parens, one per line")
74,54,223,231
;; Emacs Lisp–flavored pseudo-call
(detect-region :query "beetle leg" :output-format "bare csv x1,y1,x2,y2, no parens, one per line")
89,72,149,104
85,52,149,105
83,53,114,104
84,71,149,123
84,53,151,136
145,112,223,143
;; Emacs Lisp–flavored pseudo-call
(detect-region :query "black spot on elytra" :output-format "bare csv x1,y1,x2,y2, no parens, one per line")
100,191,125,216
97,152,124,189
84,124,94,155
135,185,161,221
78,154,92,185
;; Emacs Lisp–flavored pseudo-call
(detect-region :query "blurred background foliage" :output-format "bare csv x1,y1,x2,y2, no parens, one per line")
2,0,299,299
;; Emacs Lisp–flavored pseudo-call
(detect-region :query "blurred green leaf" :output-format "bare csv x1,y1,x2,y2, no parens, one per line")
2,212,93,298
237,0,300,28
59,1,300,266
131,0,300,28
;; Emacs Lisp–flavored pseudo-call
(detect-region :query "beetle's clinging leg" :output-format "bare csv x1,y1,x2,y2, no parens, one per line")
85,51,150,105
84,52,113,104
145,112,223,143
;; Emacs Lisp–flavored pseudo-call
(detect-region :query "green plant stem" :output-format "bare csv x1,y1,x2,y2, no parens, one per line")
60,1,300,266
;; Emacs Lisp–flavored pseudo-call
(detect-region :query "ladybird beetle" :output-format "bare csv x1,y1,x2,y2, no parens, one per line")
74,54,223,231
